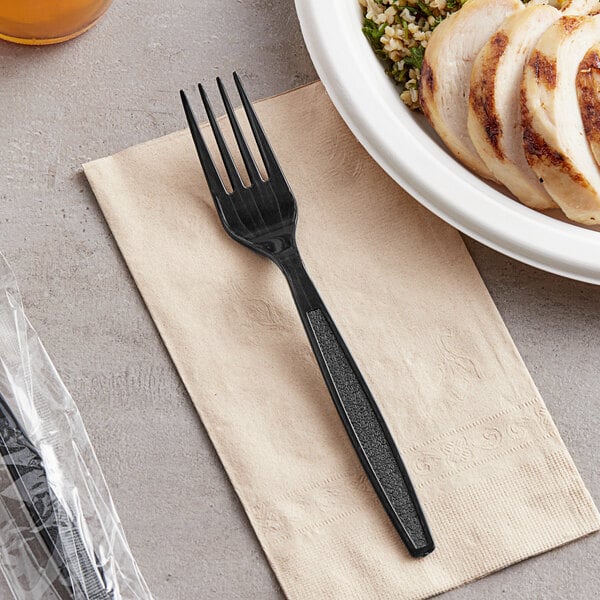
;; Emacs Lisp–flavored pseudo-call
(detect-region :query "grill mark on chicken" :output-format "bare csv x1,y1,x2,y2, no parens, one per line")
576,47,600,144
520,87,589,187
420,59,435,100
529,50,557,88
562,15,585,32
469,32,509,160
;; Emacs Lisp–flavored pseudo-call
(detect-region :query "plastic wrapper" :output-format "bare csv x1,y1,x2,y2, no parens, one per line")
0,255,153,600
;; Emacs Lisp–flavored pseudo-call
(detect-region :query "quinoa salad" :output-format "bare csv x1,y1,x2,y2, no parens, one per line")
359,0,463,109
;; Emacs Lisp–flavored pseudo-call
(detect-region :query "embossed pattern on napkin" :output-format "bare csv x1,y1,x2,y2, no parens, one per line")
83,82,599,600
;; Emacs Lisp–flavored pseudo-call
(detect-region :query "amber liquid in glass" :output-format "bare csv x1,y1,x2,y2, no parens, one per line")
0,0,112,45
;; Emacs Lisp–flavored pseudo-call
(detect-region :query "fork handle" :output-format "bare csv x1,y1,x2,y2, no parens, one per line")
277,251,434,558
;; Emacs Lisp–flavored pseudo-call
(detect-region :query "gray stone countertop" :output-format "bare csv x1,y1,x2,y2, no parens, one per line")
0,1,597,598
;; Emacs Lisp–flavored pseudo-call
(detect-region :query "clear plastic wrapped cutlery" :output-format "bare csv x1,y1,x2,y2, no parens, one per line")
0,254,152,600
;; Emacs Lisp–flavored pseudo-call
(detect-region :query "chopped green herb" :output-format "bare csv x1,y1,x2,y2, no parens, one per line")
388,58,408,80
362,18,387,57
404,45,425,70
417,1,433,16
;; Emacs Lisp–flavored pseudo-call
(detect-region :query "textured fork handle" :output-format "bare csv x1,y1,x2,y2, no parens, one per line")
277,251,434,558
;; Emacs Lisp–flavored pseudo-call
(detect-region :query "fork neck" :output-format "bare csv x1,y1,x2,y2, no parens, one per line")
275,249,322,314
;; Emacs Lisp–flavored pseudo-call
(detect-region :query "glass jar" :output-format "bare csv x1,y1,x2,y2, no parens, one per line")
0,0,112,45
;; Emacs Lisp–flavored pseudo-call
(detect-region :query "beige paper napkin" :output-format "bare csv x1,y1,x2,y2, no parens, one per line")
84,82,599,600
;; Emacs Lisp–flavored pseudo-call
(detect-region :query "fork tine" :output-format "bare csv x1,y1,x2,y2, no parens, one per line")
198,83,244,191
233,72,281,179
180,90,227,198
180,90,248,234
216,77,262,185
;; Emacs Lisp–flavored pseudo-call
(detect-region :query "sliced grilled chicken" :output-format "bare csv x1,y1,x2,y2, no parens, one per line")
468,5,561,210
521,15,600,224
577,45,600,166
419,0,522,180
561,0,600,14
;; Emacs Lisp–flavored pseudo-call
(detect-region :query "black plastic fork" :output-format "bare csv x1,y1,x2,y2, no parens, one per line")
180,74,434,558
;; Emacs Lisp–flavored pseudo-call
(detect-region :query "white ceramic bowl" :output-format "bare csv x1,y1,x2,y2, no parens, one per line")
295,0,600,284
